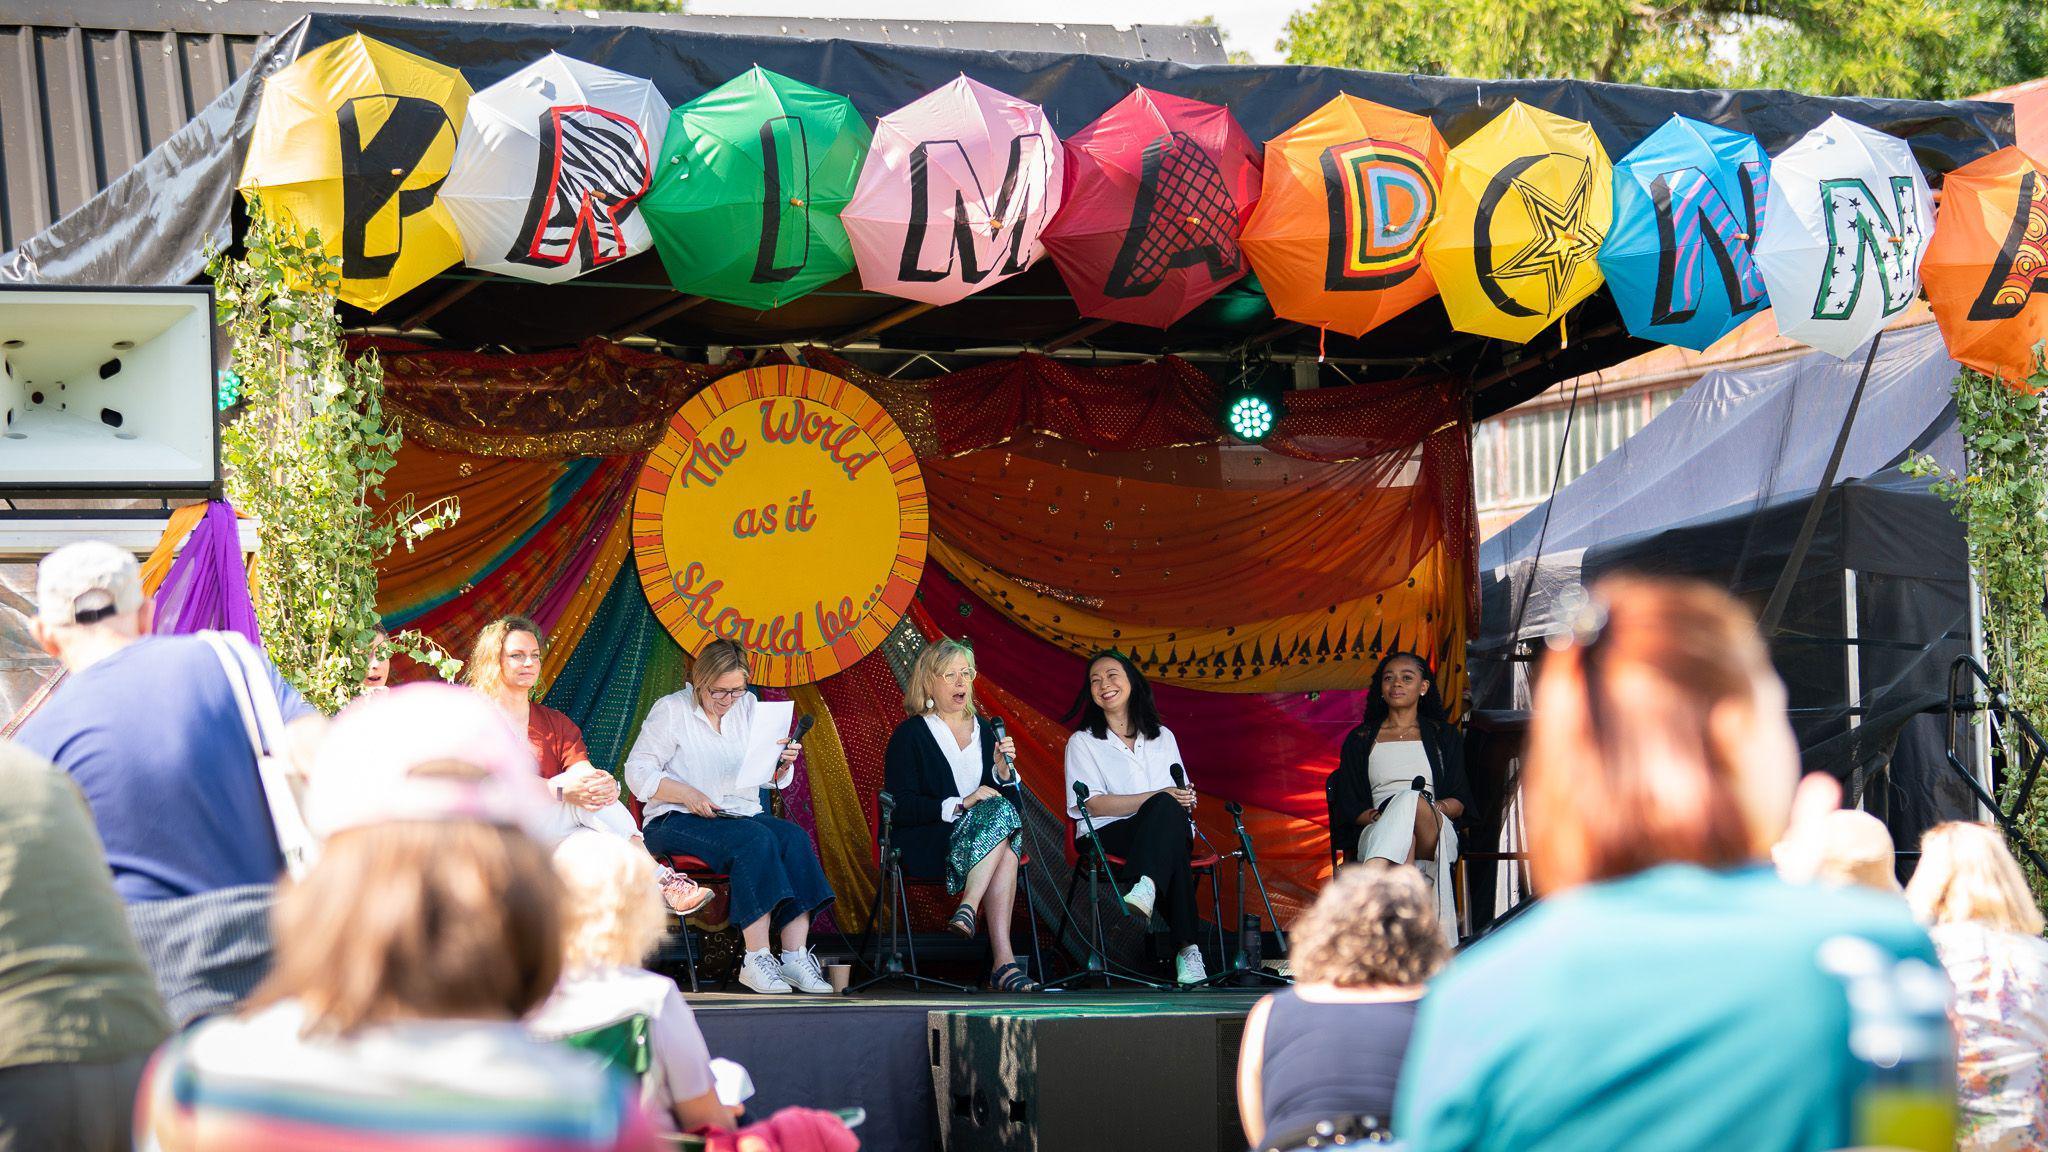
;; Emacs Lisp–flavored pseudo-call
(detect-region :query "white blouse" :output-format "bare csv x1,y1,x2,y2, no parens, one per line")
923,714,983,824
623,687,787,821
1063,725,1187,832
1367,739,1434,804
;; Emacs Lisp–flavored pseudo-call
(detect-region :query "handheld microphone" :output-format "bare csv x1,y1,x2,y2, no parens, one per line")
992,716,1016,779
1411,774,1426,792
790,714,816,743
1170,763,1186,790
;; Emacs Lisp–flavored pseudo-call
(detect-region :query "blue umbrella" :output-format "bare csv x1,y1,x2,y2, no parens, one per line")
1599,115,1771,351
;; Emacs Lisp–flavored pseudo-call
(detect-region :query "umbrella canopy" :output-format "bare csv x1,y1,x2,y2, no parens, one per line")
1755,114,1935,359
843,76,1064,307
442,53,669,285
643,66,871,310
1238,95,1446,339
1921,145,2048,384
1425,101,1612,345
238,33,471,312
1598,115,1771,351
1038,88,1262,329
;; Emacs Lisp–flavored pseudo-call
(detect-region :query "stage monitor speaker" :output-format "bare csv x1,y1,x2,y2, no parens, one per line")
931,1005,1248,1152
0,286,216,494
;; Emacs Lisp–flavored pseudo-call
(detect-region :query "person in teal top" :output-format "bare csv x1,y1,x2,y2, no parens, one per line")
1397,577,1949,1152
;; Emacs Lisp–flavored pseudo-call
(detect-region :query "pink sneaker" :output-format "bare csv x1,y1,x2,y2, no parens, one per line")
658,867,714,916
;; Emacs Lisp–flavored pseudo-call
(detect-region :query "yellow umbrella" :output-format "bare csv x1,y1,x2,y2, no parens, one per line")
238,34,471,313
1425,101,1612,344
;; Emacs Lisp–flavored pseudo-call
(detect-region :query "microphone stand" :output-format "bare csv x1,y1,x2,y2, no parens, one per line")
1205,800,1290,988
988,736,1063,988
1042,786,1170,992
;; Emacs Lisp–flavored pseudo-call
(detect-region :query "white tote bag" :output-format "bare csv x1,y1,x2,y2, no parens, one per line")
201,630,319,880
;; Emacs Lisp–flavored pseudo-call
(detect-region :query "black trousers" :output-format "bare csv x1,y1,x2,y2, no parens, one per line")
1081,792,1199,947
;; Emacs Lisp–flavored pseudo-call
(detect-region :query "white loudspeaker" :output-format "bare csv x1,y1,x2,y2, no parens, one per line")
0,286,217,493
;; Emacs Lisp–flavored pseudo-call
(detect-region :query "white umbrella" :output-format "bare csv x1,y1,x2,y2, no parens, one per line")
442,52,670,284
1754,114,1935,358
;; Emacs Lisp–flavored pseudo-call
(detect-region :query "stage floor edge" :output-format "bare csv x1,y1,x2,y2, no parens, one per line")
688,988,1265,1152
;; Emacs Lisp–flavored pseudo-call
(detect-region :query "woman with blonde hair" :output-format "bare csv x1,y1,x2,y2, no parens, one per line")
1398,576,1941,1152
469,615,708,916
1905,822,2048,1151
138,684,656,1151
882,639,1034,992
529,833,737,1136
623,639,828,995
1236,862,1448,1149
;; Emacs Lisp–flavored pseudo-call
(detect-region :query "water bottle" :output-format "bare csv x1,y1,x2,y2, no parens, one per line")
1816,934,1956,1151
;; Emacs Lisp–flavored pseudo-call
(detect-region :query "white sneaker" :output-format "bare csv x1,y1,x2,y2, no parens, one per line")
1122,875,1157,920
778,947,833,994
738,949,792,994
1176,945,1208,986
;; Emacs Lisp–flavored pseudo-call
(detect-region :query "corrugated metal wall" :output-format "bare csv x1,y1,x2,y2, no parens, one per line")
0,0,1224,257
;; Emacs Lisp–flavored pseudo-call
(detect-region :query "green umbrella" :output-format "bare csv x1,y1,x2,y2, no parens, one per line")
643,67,871,310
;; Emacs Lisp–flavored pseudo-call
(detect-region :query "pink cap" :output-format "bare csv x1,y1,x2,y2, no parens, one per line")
306,683,551,839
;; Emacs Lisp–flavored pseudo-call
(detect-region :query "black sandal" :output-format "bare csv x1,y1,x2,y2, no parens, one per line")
947,903,978,939
989,961,1040,993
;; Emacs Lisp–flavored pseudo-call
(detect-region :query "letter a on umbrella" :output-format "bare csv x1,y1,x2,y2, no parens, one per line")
1239,95,1446,339
1921,145,2048,385
1426,101,1612,345
843,77,1064,307
1039,88,1263,329
238,33,471,313
643,67,872,311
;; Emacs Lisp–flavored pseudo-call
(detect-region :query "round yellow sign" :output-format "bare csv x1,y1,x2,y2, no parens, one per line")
633,365,927,686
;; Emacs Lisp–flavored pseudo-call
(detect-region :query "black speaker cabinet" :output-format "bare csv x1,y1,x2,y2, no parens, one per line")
931,1005,1248,1152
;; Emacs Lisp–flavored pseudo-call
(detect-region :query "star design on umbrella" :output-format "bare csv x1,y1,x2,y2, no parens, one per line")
1491,157,1607,312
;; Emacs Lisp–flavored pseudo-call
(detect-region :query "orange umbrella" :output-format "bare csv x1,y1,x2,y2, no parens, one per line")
1922,145,2048,385
1239,95,1446,338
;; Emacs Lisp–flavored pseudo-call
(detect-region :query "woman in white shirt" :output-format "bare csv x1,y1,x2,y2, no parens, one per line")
1062,651,1207,986
881,639,1036,992
622,639,833,996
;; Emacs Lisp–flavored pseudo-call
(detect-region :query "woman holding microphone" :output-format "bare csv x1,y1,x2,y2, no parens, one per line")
624,639,834,996
1063,651,1207,986
883,639,1038,992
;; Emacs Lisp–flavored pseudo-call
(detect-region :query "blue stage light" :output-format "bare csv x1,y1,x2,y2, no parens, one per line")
1225,391,1276,442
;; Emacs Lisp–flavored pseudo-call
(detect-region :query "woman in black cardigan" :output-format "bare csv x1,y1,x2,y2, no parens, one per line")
882,638,1036,992
1328,653,1473,943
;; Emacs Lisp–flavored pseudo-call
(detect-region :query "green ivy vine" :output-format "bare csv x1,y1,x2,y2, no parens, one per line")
206,197,463,712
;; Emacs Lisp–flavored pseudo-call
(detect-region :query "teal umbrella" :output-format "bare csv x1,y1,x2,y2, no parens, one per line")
643,67,871,310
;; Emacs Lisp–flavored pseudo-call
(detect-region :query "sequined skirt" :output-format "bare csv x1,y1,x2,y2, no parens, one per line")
946,794,1023,892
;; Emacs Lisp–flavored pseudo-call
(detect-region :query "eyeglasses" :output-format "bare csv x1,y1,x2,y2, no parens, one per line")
704,686,749,702
940,668,976,683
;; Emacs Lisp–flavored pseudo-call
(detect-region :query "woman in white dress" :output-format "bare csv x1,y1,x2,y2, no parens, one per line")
1328,653,1472,944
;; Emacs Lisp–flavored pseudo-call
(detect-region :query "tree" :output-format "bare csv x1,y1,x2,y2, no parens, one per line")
1281,0,2046,100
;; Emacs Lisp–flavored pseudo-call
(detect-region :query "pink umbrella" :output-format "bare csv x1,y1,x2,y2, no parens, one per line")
843,76,1064,307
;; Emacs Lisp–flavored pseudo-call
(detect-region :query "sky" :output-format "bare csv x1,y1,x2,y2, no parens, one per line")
687,0,1292,62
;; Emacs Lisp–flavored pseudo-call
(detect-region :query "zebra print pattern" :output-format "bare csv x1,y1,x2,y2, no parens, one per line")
512,105,651,269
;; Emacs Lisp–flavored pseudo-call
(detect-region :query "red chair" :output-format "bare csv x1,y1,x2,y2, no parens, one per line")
626,796,728,993
1045,812,1224,990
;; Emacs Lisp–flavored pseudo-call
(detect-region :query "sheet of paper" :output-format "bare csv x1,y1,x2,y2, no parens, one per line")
732,699,795,792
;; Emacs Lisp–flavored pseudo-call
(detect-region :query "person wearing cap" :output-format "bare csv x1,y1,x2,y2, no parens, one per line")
135,684,658,1152
14,541,327,1026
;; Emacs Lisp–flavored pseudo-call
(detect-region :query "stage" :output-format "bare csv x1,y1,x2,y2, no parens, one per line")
688,986,1265,1152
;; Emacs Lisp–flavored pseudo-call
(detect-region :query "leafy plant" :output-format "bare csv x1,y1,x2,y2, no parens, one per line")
1906,345,2048,898
207,196,463,712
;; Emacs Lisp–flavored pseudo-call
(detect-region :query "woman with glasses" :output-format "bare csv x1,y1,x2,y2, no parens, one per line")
882,639,1037,992
467,617,711,916
623,639,833,995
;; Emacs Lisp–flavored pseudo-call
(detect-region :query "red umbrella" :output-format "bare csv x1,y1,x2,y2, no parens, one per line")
1041,88,1263,328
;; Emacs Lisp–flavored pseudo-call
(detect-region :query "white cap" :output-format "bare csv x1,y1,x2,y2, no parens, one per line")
36,541,143,626
306,683,553,840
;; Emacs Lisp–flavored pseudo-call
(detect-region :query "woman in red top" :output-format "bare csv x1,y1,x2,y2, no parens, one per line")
468,616,709,915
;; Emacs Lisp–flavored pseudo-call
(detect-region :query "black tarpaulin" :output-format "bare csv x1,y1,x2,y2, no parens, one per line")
0,10,2017,413
1472,322,1978,852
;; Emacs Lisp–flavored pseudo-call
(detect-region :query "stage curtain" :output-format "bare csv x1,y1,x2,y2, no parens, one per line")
536,496,633,696
790,682,879,920
376,447,589,624
361,336,717,459
544,565,662,776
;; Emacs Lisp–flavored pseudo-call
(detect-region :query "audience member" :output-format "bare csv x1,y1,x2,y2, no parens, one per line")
468,615,709,915
15,541,325,1025
137,684,656,1152
1906,822,2048,1152
883,639,1035,992
1397,576,1944,1152
362,627,391,693
1777,806,1903,895
0,745,171,1152
1237,862,1448,1150
530,833,738,1135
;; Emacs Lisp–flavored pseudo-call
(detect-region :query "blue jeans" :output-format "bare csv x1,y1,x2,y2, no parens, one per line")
644,812,835,932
